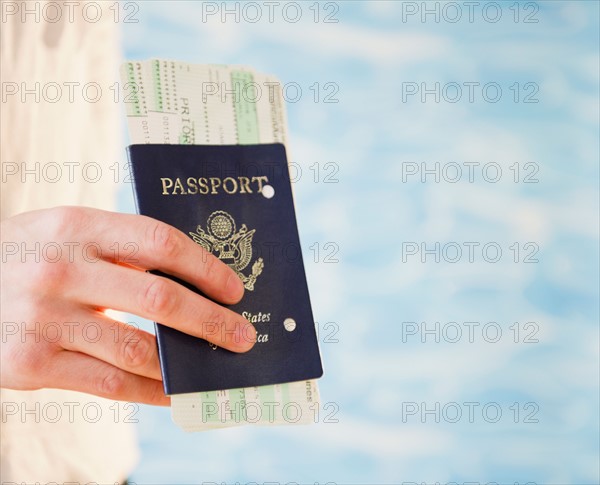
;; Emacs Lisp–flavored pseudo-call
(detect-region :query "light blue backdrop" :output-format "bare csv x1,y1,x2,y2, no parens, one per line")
118,1,599,483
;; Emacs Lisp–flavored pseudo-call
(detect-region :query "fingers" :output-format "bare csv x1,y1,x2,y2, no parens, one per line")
70,261,257,352
47,349,170,406
80,209,245,305
60,310,162,381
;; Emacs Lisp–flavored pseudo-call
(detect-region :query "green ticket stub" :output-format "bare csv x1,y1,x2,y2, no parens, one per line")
231,70,260,144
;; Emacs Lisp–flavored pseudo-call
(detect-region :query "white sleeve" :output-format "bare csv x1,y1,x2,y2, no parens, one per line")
1,1,139,481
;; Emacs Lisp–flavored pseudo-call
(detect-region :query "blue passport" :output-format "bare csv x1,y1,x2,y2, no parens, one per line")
127,143,323,395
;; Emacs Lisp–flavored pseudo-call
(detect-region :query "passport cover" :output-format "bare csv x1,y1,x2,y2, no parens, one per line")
127,143,323,394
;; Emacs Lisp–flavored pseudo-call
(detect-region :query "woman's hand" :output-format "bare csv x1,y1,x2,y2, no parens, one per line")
0,207,256,405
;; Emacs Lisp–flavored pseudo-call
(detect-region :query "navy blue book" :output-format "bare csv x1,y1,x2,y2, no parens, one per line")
127,143,323,395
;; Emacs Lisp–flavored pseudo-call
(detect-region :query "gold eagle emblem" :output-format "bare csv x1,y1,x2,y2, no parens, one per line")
189,210,264,291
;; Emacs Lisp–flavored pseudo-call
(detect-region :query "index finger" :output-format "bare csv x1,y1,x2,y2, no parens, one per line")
82,209,245,305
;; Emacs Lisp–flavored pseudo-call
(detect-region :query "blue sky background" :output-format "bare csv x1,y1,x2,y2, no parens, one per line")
118,1,599,483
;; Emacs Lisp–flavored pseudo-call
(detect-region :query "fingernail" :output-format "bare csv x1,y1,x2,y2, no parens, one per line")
236,321,256,351
225,272,244,301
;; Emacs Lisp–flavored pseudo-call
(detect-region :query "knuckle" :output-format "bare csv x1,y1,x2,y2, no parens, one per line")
6,344,43,376
140,278,176,317
199,307,226,340
25,207,89,292
29,259,70,293
199,252,219,281
148,221,182,259
98,368,126,397
46,206,86,236
206,307,226,326
119,332,153,370
24,351,45,374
